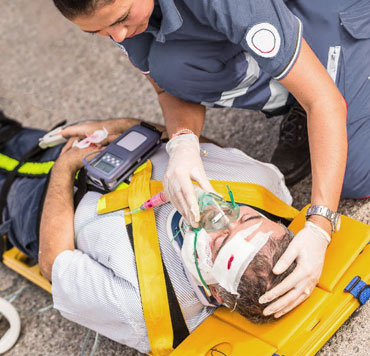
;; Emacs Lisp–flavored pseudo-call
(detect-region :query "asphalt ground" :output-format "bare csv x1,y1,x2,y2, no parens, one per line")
0,1,369,355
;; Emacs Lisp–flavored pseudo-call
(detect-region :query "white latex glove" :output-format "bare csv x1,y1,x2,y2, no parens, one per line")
163,134,216,226
259,221,330,318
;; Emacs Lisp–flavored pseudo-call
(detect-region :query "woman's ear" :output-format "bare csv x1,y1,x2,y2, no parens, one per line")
209,284,224,305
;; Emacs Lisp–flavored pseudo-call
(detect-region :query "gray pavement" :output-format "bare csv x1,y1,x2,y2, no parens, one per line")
0,1,369,355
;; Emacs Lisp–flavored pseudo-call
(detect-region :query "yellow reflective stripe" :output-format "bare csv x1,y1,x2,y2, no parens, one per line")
0,153,54,175
128,160,174,356
18,161,54,175
0,153,19,171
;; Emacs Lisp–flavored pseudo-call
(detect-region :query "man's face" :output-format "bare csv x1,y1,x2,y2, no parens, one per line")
72,0,155,42
208,206,286,262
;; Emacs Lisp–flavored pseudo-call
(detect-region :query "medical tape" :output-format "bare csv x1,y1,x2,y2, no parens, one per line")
73,127,108,149
212,223,271,296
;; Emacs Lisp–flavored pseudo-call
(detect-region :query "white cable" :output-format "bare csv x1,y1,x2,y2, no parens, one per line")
0,297,21,355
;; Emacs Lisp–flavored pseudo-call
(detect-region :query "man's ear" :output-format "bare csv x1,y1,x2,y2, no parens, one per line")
209,284,224,305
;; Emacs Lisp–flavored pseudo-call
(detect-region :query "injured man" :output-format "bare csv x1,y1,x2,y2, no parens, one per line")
0,115,326,354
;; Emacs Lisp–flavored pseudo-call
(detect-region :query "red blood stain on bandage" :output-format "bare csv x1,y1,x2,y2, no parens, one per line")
227,255,234,270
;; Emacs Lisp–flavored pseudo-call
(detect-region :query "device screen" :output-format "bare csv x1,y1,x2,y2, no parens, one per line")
95,159,116,174
116,131,147,151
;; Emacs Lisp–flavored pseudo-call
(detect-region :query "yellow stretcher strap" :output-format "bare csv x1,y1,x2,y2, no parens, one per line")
210,180,298,220
128,161,174,356
98,180,298,221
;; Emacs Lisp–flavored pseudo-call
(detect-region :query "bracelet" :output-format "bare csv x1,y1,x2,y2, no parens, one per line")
170,128,196,139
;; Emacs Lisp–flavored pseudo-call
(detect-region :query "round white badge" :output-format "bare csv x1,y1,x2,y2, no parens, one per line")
246,23,281,58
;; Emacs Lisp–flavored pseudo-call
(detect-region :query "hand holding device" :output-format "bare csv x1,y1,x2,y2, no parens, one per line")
84,123,161,191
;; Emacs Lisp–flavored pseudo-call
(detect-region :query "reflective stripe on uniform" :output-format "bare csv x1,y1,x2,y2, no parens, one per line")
0,153,54,176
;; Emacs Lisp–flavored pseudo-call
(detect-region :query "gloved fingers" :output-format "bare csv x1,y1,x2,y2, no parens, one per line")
177,176,200,227
272,242,298,275
166,179,193,225
174,191,193,226
191,167,216,194
259,265,304,304
262,287,301,316
273,292,310,318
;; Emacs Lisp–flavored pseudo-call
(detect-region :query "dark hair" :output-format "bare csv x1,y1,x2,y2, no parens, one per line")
216,225,297,323
53,0,115,19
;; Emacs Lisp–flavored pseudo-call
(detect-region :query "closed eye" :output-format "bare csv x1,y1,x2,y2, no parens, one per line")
114,12,130,25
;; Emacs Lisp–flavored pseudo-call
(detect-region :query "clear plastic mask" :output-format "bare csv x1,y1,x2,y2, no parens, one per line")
197,187,240,233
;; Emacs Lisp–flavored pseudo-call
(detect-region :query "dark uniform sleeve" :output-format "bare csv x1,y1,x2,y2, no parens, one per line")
113,33,153,73
185,0,302,80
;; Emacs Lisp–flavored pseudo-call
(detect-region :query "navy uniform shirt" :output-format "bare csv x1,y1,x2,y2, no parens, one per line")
114,0,302,113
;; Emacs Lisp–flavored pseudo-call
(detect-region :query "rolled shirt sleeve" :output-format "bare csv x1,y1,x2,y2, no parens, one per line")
51,249,150,353
187,0,303,80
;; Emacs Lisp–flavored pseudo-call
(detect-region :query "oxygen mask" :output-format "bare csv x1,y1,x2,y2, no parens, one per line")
196,186,240,233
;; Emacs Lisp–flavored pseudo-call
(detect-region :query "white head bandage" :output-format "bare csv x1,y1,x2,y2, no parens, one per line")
181,221,271,296
212,229,271,296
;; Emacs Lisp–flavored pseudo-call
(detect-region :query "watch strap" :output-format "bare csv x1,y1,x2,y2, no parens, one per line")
306,205,340,233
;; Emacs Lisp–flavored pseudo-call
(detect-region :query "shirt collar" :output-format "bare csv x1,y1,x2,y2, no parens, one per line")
149,0,183,43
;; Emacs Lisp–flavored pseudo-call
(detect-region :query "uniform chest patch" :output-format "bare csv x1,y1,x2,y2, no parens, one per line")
246,23,281,58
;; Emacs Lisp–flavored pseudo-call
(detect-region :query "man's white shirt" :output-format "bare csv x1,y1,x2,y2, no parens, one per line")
51,143,292,353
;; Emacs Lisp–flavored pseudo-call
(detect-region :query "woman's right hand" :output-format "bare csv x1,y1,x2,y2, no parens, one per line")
163,134,215,227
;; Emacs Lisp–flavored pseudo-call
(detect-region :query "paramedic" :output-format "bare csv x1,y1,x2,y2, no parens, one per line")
51,0,352,318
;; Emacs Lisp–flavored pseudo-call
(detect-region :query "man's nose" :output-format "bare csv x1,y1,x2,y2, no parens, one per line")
228,220,239,230
107,26,128,42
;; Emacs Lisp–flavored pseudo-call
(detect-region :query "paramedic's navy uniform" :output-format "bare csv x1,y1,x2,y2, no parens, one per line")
286,0,370,198
114,0,370,198
115,0,302,113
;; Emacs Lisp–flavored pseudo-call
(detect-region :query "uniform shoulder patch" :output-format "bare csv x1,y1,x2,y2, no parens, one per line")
246,23,281,58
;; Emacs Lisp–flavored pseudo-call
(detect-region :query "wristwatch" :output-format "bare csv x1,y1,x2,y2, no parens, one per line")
306,205,341,233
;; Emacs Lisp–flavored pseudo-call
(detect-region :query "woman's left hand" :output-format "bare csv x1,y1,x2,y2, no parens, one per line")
258,223,329,318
